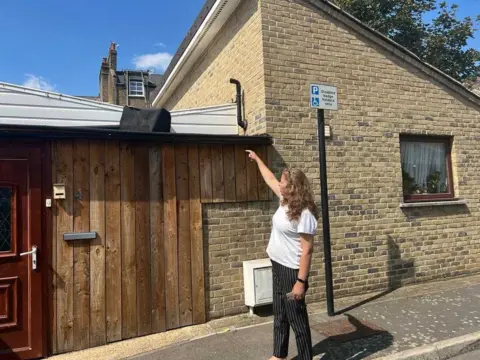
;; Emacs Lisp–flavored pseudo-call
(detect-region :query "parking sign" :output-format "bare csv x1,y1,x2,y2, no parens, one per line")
310,84,338,110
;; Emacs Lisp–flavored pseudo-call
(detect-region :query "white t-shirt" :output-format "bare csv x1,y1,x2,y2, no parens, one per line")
266,205,318,269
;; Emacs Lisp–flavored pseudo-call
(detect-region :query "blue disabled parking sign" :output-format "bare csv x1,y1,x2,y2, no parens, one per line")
310,83,338,110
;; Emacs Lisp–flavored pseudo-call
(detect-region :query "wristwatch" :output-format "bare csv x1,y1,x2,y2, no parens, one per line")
297,278,307,284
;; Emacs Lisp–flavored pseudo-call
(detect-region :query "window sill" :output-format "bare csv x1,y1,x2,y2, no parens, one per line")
400,199,467,208
128,95,145,98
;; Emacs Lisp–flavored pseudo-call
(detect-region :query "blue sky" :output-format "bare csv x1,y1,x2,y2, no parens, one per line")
0,0,478,96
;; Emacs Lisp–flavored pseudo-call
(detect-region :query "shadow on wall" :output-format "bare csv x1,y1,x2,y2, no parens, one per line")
336,236,415,315
386,235,415,290
268,146,287,179
401,203,470,220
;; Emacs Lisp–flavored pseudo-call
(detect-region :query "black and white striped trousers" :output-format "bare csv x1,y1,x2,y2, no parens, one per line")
271,260,313,360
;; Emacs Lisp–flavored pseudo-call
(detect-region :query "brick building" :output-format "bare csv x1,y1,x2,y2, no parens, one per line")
86,42,163,107
151,0,480,320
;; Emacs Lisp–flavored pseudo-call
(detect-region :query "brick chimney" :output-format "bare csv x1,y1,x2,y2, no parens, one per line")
99,57,109,102
108,42,117,72
98,42,118,104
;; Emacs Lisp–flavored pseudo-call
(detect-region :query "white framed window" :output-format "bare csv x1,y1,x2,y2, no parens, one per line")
129,79,144,97
400,135,454,202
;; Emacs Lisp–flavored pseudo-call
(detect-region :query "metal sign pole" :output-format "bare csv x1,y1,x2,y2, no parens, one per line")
317,108,335,316
310,83,337,317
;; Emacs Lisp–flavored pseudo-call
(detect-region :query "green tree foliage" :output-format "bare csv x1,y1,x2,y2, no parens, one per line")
334,0,480,82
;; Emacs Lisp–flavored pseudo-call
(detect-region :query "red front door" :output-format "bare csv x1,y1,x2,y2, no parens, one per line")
0,146,43,359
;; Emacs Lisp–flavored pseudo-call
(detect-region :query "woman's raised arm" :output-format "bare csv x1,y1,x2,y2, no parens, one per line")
246,150,280,198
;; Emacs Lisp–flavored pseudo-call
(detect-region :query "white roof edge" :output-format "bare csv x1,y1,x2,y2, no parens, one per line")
0,82,124,112
152,0,242,108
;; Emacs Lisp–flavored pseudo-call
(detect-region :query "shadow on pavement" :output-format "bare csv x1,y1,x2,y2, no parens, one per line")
292,314,393,360
254,304,274,317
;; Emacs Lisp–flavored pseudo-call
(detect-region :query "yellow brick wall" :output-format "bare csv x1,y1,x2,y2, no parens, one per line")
163,0,267,135
261,0,480,301
160,0,480,319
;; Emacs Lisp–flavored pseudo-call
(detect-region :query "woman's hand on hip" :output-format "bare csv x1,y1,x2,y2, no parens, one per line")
292,281,306,300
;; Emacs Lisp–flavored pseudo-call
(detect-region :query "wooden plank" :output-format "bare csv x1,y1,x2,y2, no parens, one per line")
120,143,137,339
55,140,74,353
175,144,192,327
188,145,206,324
162,144,179,330
73,140,90,351
135,145,152,336
89,141,106,347
150,146,166,333
246,145,259,201
234,145,247,201
222,145,236,203
49,142,57,354
198,145,212,203
105,141,122,342
211,145,224,203
256,146,270,201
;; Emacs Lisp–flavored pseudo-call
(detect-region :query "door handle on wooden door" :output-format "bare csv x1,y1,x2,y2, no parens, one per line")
20,246,37,270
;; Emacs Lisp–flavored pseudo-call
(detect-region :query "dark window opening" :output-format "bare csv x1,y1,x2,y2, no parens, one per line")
0,187,12,252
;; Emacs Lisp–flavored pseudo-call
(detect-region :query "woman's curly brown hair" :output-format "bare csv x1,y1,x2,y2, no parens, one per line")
281,168,319,222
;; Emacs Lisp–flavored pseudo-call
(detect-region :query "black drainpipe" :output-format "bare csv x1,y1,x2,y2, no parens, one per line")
230,78,248,131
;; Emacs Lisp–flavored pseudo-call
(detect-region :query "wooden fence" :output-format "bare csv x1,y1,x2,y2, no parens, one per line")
49,140,270,354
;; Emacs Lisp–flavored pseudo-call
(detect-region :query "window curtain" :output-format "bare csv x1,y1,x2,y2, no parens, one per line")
400,141,448,193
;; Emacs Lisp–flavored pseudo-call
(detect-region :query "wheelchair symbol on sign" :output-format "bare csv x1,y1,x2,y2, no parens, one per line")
311,97,320,107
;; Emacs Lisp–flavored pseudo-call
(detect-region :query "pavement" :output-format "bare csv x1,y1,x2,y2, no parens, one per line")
129,276,480,360
49,274,480,360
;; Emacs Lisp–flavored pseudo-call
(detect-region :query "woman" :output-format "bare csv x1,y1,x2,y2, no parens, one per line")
246,150,319,360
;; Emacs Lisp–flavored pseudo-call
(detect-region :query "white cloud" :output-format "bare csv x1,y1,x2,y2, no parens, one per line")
132,52,173,72
154,42,166,48
23,74,55,91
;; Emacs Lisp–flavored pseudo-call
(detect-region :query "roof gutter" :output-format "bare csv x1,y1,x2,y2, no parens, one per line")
0,124,272,145
152,0,241,108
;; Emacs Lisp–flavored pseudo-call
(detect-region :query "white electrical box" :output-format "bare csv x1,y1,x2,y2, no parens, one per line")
243,258,273,315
